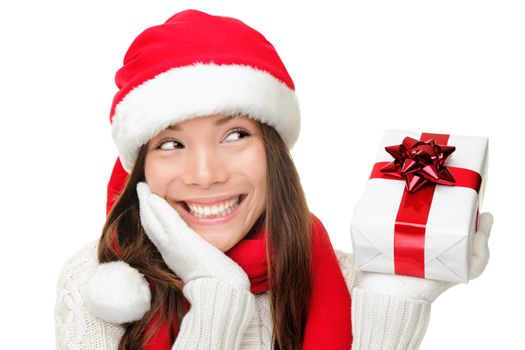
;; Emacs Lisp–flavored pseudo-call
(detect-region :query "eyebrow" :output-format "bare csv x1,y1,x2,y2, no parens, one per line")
167,115,235,131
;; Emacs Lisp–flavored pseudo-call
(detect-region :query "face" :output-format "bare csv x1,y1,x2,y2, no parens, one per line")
144,113,267,252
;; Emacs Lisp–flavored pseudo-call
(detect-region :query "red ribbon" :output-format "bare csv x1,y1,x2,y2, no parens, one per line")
379,135,456,193
369,132,482,278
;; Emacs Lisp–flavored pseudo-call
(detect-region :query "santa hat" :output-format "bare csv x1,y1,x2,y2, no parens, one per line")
110,9,301,174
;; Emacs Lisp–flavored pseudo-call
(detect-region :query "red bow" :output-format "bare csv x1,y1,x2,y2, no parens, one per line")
380,136,456,192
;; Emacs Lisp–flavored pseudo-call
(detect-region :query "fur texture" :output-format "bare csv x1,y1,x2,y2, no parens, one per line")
112,63,301,172
85,261,151,324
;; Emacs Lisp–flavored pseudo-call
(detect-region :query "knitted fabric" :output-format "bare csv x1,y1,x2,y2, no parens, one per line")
113,213,352,349
55,241,432,350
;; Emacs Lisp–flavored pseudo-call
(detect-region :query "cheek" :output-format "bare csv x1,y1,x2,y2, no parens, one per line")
144,156,177,195
243,144,267,202
253,163,267,198
255,146,267,187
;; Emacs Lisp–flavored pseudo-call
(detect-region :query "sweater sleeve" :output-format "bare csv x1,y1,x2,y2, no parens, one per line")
335,250,432,350
172,278,256,350
55,241,257,350
55,241,124,350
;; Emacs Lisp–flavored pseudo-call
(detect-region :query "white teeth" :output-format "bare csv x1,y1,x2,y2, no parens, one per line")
186,196,241,218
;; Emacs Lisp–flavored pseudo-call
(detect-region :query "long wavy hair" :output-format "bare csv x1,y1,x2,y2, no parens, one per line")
98,120,312,350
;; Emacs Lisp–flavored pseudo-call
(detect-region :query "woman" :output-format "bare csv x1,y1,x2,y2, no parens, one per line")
54,9,493,350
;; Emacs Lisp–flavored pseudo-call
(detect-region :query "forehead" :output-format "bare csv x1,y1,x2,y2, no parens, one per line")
166,114,258,131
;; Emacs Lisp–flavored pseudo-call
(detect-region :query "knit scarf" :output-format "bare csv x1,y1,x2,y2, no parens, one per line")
107,159,352,349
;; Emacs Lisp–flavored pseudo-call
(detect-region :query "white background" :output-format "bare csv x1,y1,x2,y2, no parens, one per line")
0,0,522,348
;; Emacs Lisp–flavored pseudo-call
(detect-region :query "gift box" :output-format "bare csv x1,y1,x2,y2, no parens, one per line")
350,130,488,283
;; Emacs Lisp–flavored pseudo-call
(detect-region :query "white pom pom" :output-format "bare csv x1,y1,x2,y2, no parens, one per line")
85,261,151,324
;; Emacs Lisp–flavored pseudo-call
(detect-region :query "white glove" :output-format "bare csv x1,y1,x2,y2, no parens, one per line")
85,182,253,326
136,182,250,290
137,182,255,349
356,212,493,302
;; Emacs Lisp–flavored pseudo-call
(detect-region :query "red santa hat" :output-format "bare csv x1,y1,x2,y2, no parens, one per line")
110,9,301,174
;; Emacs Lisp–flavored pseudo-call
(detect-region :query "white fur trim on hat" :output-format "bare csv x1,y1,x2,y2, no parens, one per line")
85,261,151,324
112,63,301,172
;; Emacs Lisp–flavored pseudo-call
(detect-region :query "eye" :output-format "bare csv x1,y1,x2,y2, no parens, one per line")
223,128,250,142
158,140,184,150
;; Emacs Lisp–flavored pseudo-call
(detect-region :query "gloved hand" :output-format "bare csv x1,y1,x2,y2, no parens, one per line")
356,212,493,302
137,182,255,349
86,182,255,333
136,182,250,290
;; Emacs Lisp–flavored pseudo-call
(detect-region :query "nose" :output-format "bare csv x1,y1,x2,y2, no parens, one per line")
182,147,229,189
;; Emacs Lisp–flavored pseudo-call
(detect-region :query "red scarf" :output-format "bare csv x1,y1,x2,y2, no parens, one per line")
107,158,352,349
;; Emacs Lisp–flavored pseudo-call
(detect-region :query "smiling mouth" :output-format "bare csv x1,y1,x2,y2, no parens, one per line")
179,194,247,219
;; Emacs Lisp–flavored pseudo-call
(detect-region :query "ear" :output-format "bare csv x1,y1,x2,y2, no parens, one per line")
85,261,151,324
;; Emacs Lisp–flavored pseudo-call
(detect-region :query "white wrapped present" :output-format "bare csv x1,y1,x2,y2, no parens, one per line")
350,129,488,282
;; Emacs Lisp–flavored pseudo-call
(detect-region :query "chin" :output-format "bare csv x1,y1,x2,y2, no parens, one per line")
197,232,235,252
211,239,235,253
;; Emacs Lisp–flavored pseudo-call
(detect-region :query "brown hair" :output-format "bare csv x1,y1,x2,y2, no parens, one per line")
98,120,312,350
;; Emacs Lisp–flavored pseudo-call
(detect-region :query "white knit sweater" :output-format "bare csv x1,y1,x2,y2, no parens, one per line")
55,240,431,350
